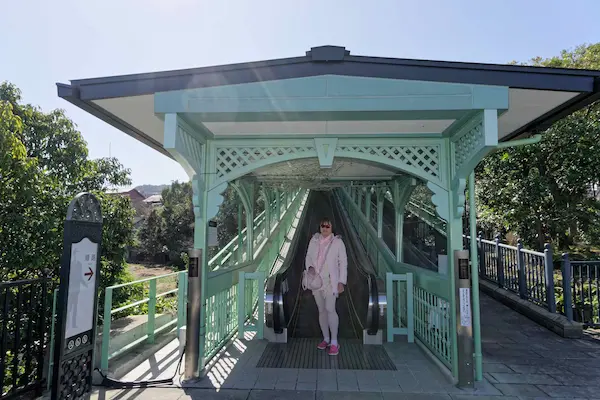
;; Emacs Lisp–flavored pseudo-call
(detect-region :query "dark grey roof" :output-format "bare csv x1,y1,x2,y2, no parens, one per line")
57,45,600,143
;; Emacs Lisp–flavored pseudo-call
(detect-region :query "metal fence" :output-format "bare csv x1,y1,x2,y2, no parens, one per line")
0,277,51,399
466,234,556,311
560,255,599,328
466,234,600,328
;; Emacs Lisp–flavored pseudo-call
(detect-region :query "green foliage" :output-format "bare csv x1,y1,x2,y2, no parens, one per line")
161,181,194,265
214,185,243,252
137,181,266,263
0,100,54,280
0,81,136,298
476,43,600,252
139,209,165,256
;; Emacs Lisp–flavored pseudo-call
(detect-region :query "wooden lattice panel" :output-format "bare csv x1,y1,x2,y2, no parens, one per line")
178,124,204,173
215,146,315,178
336,145,441,181
454,121,484,174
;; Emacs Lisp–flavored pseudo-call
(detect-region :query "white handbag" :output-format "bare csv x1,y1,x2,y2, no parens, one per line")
302,237,335,291
302,268,323,291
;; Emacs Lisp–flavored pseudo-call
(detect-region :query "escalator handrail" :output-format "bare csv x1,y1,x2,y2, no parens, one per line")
379,197,440,270
265,205,313,334
331,190,380,336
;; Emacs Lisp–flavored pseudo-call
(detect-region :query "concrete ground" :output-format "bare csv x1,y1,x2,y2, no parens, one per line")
90,293,600,399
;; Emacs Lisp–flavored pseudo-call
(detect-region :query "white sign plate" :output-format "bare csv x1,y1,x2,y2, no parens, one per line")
66,238,98,339
459,287,472,327
208,222,218,247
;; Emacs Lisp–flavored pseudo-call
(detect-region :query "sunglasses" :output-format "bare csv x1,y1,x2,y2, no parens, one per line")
320,224,331,229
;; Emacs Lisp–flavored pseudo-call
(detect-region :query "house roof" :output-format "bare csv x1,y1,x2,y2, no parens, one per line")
57,45,600,158
116,188,145,199
143,194,163,203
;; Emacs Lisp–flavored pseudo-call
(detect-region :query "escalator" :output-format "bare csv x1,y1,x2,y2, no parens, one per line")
259,190,401,370
265,190,381,342
378,197,441,270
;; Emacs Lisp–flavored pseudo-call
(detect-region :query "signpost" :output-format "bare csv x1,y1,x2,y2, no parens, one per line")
51,193,103,400
454,249,474,388
184,248,201,380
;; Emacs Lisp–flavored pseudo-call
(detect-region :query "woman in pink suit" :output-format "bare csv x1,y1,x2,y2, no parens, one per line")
304,217,348,356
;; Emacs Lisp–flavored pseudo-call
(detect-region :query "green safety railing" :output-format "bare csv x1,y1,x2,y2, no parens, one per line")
45,188,308,378
237,271,265,339
337,187,453,370
203,189,308,362
386,272,414,343
210,192,286,270
100,271,187,371
383,192,447,236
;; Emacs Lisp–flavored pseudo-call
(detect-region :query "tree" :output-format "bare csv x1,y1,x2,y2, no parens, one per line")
475,43,600,252
139,209,165,257
0,82,135,290
0,99,53,280
161,181,194,264
135,181,268,265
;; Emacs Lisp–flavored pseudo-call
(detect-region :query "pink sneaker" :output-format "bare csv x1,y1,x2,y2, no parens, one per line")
317,340,329,350
328,344,340,356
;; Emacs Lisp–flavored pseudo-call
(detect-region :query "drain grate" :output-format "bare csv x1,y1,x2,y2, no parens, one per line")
256,338,397,370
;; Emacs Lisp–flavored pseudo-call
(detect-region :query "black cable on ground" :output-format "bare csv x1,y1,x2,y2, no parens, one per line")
94,346,186,389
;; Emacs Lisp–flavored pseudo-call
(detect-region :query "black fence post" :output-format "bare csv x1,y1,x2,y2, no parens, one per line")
495,233,504,288
477,232,485,278
51,193,103,400
517,239,527,299
544,243,556,313
36,269,50,396
561,253,573,321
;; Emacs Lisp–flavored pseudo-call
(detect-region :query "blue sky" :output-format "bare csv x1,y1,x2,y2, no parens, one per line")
1,0,599,190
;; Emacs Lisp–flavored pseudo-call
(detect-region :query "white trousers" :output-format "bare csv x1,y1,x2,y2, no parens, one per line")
313,289,339,344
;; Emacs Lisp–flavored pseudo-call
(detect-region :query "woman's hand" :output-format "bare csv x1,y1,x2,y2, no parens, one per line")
337,283,345,294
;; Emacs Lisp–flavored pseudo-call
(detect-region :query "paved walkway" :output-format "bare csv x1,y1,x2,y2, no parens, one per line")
479,294,600,398
91,294,600,399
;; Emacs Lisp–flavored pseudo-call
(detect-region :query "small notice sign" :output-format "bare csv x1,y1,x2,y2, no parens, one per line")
459,288,472,327
66,238,98,339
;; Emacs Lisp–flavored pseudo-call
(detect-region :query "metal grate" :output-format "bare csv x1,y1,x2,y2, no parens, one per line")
256,339,396,370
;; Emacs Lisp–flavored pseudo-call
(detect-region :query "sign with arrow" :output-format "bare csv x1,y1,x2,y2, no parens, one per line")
65,237,98,339
52,192,103,400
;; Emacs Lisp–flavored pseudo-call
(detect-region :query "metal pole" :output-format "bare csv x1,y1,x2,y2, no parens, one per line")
468,172,483,381
184,248,202,380
455,249,474,388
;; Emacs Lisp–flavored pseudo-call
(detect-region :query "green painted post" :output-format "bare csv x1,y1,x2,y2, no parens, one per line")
177,271,186,331
257,271,265,340
395,207,403,262
447,207,461,380
468,173,483,381
147,279,157,343
386,272,394,343
365,189,372,224
263,189,271,239
100,288,113,371
357,189,363,216
275,189,280,221
237,202,243,262
238,272,246,339
406,273,414,343
377,191,384,238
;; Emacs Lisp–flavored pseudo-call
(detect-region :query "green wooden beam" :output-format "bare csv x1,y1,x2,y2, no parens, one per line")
155,76,509,120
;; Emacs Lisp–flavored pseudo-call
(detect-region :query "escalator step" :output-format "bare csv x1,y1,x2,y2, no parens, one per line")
256,338,396,370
